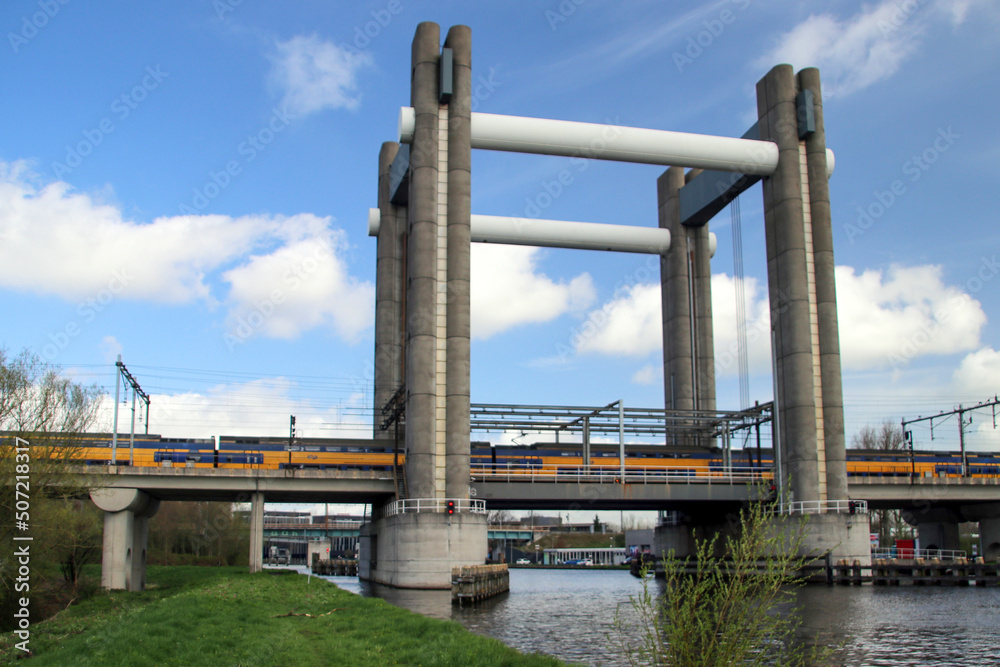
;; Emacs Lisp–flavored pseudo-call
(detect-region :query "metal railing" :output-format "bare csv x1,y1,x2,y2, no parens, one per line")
470,463,771,485
376,498,487,519
775,499,867,515
871,547,968,561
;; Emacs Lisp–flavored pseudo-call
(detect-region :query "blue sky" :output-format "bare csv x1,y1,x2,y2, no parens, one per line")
2,0,999,458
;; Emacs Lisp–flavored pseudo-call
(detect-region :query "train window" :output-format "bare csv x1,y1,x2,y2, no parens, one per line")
304,446,320,452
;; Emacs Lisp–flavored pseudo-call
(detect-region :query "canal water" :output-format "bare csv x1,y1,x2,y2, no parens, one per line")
312,568,1000,666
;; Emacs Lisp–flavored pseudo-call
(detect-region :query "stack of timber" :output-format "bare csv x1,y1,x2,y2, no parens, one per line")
451,564,509,605
311,558,358,576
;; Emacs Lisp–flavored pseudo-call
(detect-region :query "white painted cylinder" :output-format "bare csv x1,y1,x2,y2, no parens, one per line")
399,107,779,175
471,215,670,254
367,208,671,254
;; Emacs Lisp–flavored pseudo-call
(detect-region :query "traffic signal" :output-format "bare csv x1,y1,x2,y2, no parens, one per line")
446,500,455,515
848,501,858,515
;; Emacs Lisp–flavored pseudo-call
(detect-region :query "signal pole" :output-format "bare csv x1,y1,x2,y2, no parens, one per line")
111,355,150,466
902,396,1000,477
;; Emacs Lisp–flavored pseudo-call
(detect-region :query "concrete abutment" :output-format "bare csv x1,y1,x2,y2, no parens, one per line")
359,509,487,589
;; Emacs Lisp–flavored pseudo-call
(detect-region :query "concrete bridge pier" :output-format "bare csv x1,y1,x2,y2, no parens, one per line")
249,491,265,573
900,506,963,555
777,512,871,564
979,517,1000,561
917,520,962,555
951,502,1000,561
90,488,160,591
359,504,487,588
654,508,871,565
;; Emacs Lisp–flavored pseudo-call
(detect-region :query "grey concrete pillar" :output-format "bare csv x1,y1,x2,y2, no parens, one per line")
917,520,962,555
249,492,264,573
374,141,404,438
756,65,820,503
688,170,717,416
404,21,441,500
798,68,847,503
90,488,157,590
979,518,1000,561
659,167,693,416
444,25,472,500
130,498,159,591
659,166,716,446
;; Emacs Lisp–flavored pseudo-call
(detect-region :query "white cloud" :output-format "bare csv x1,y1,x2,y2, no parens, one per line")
952,347,1000,396
836,265,984,370
756,2,925,96
573,282,660,356
570,274,771,374
711,273,772,376
99,378,372,439
560,263,985,375
223,230,374,343
0,161,274,303
269,35,373,116
632,364,657,385
100,336,123,363
471,244,595,339
0,161,374,342
755,0,995,97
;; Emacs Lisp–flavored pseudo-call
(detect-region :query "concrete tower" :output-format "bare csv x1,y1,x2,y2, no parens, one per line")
362,23,486,590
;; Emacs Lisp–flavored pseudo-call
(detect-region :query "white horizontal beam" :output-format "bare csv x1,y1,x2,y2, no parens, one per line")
367,209,719,256
399,107,779,175
471,215,670,254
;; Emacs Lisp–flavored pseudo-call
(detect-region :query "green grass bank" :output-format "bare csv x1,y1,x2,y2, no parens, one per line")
0,566,571,666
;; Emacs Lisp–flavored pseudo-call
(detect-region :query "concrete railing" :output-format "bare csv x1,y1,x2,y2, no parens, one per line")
776,499,868,515
376,498,487,519
470,464,771,485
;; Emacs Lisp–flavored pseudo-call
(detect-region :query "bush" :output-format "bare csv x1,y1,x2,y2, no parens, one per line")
611,501,828,666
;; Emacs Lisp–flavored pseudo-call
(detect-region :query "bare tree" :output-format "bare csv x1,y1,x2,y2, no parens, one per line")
849,419,912,546
487,509,517,525
1,348,105,629
850,420,905,450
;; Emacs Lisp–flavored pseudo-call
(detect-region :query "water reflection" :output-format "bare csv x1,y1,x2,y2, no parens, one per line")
314,567,1000,667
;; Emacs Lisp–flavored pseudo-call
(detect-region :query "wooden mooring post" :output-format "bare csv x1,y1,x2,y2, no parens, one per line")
451,564,509,605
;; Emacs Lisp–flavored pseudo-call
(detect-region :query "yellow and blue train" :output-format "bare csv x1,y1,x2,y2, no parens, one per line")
4,433,999,479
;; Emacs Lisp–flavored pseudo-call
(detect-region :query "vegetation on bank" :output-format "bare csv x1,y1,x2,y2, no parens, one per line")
611,500,829,667
0,566,571,666
1,348,106,631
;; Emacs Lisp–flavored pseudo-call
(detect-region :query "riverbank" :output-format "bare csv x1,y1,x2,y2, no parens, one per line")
0,566,571,666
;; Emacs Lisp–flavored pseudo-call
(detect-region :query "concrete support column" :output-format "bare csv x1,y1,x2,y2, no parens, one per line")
917,520,962,555
659,167,716,446
689,171,716,416
249,492,264,573
444,25,472,500
653,522,697,559
404,21,441,500
130,497,160,591
798,68,847,502
374,141,405,438
756,65,820,503
90,488,158,591
979,518,1000,561
659,167,693,417
360,510,487,589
